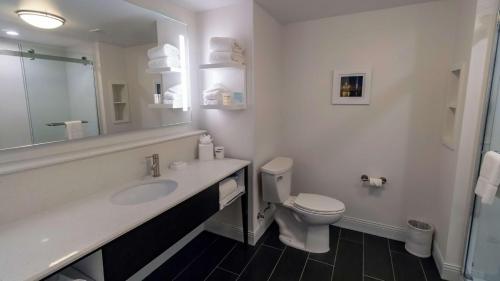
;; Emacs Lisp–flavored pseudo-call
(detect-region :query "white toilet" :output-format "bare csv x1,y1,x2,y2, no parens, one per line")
261,157,345,253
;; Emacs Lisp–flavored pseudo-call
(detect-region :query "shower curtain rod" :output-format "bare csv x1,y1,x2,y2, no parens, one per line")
0,49,93,65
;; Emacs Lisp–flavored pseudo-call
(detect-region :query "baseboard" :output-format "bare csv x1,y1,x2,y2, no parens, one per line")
334,216,407,241
204,216,274,246
432,243,463,281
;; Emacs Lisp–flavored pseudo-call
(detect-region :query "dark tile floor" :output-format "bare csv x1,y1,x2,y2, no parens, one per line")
145,223,443,281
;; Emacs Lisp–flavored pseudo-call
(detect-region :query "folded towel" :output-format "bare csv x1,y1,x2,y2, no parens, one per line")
209,37,244,53
64,121,84,140
163,93,175,100
219,178,238,200
166,84,182,94
148,57,180,69
209,51,245,64
475,151,500,204
147,44,179,59
203,92,221,100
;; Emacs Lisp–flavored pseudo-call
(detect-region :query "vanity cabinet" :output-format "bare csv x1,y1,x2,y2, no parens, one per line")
41,165,249,281
102,184,219,280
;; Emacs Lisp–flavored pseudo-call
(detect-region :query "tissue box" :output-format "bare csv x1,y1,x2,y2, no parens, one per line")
199,143,214,161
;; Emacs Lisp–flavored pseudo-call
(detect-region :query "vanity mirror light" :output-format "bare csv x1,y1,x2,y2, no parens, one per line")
0,0,191,151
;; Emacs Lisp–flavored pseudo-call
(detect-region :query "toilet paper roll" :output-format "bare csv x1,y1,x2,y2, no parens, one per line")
219,178,238,200
369,177,383,187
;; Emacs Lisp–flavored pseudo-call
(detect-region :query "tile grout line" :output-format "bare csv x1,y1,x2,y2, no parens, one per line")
364,274,386,281
266,246,287,281
308,257,334,267
387,239,396,281
362,232,365,280
172,237,220,281
298,252,310,281
216,266,240,277
418,259,429,281
331,228,342,281
262,243,284,251
203,242,238,281
236,240,269,280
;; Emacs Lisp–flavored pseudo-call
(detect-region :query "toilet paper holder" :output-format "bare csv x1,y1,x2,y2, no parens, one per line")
361,174,387,184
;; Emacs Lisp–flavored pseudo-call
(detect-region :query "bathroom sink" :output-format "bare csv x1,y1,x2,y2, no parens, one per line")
111,180,178,205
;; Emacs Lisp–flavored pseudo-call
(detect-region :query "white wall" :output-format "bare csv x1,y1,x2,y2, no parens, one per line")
281,1,456,233
252,3,285,234
197,1,257,232
95,42,134,134
432,0,478,278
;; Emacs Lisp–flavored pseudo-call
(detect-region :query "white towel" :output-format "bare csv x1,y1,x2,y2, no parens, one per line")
209,51,245,64
64,121,84,140
475,151,500,204
148,57,180,69
209,37,244,53
147,44,179,59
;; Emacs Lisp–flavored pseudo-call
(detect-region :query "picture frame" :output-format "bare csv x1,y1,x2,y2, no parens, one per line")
332,68,371,105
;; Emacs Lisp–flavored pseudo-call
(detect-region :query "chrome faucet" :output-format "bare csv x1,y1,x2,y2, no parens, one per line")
146,153,160,177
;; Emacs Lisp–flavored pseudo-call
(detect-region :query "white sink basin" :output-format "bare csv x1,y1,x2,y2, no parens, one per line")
111,180,178,205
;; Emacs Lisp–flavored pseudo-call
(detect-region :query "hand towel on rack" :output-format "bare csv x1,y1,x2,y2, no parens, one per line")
209,37,244,53
148,56,180,69
147,44,179,59
209,51,245,64
64,121,84,140
475,151,500,204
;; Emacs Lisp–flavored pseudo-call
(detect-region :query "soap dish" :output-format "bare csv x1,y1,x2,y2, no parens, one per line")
169,161,187,170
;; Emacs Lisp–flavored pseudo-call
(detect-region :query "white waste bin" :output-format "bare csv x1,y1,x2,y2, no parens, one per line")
405,219,434,258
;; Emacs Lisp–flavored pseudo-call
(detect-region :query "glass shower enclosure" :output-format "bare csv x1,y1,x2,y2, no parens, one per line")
0,39,100,150
465,29,500,281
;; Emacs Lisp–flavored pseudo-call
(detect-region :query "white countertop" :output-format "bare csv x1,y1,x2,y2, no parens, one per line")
0,158,250,281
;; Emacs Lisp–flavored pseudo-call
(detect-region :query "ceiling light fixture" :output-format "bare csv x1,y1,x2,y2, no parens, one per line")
4,30,19,36
16,10,65,29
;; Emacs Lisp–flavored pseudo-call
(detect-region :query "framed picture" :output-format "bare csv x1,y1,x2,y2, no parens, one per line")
332,69,371,105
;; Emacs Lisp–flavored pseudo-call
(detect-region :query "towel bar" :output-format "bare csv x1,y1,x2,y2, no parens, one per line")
46,121,88,126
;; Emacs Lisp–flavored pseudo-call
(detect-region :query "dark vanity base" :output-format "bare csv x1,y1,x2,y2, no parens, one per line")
102,184,219,280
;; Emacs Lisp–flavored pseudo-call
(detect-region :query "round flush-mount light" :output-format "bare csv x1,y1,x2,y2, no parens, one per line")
16,10,65,29
4,30,19,36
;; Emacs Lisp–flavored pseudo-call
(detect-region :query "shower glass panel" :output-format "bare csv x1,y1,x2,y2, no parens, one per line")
0,39,100,149
465,31,500,281
21,47,99,144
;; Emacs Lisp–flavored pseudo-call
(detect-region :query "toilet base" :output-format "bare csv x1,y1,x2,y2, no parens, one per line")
274,206,331,253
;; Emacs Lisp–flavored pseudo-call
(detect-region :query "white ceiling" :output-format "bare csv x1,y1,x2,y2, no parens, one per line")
256,0,439,23
0,0,184,48
166,0,246,12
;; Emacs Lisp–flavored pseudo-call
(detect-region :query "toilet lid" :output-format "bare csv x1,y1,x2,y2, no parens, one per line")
293,193,345,214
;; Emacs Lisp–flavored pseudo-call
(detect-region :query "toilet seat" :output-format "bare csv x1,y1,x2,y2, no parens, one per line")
292,193,345,215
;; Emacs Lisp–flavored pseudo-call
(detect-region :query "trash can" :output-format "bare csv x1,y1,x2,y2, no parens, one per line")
405,219,434,258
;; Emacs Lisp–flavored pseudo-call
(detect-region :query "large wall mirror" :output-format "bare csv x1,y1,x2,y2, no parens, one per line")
0,0,191,151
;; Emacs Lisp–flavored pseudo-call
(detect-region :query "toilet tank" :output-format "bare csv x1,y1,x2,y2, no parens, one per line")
261,157,293,203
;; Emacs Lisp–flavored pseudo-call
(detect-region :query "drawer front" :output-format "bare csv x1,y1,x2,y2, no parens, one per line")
102,184,219,281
